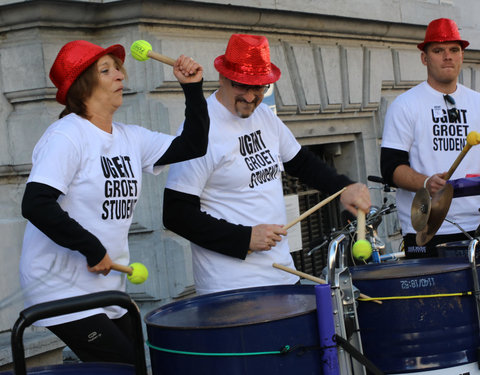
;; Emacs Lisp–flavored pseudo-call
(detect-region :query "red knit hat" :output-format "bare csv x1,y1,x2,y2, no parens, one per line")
417,18,469,51
49,40,125,105
214,34,281,85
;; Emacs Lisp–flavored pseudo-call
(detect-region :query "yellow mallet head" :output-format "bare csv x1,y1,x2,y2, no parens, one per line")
467,131,480,146
130,40,152,62
127,262,149,284
352,239,372,260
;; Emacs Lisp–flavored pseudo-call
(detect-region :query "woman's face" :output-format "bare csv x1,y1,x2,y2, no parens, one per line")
88,54,125,111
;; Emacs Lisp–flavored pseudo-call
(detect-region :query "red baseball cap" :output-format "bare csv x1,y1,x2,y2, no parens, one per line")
417,18,469,51
214,34,281,86
49,40,125,105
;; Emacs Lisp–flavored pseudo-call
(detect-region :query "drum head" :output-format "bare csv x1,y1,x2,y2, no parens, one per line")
350,257,469,280
145,285,316,329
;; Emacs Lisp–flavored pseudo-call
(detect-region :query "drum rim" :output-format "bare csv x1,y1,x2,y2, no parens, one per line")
350,257,472,280
144,284,317,330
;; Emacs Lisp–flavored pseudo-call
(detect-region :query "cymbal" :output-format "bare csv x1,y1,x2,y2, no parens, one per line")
416,184,454,246
411,188,431,231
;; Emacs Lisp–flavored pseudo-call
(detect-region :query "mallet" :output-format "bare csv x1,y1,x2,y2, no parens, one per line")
272,263,381,304
352,209,372,260
445,130,480,180
111,262,149,284
130,40,176,66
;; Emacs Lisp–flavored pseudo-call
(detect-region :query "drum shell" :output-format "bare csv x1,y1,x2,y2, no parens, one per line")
144,285,322,375
351,257,480,374
436,240,470,258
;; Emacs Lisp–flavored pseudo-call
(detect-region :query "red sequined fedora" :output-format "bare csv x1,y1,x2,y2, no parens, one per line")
49,40,125,105
214,34,281,85
417,18,469,51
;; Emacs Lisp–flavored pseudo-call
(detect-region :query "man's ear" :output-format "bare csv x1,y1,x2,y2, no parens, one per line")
420,51,428,66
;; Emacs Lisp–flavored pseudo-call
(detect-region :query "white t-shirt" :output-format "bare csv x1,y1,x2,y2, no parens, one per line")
166,92,301,295
382,81,480,235
20,113,174,326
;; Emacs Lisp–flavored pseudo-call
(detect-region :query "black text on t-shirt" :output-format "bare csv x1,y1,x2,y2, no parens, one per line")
431,107,470,151
100,155,138,220
238,130,280,188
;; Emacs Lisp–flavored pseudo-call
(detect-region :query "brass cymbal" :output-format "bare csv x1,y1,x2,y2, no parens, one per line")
416,228,432,247
411,188,431,231
416,183,454,246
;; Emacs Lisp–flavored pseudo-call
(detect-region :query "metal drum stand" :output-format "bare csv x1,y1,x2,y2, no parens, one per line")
469,238,480,347
327,234,366,375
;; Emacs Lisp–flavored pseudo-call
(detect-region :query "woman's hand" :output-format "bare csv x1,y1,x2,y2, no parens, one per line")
88,253,114,276
174,55,203,84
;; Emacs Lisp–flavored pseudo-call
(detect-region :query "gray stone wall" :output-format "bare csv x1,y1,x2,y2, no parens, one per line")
1,0,479,366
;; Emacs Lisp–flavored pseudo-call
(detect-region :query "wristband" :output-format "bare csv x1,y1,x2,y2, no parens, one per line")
423,176,431,188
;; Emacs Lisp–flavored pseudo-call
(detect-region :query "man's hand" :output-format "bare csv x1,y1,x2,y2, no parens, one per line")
424,172,448,196
340,182,371,216
249,224,287,252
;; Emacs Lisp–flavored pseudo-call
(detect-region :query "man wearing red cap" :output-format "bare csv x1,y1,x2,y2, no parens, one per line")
381,18,480,257
164,34,371,295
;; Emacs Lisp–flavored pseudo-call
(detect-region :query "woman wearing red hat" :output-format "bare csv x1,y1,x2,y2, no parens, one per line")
163,34,371,295
19,40,208,363
381,18,480,257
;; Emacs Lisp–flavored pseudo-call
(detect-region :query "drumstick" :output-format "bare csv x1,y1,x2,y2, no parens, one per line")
445,131,480,179
248,187,347,254
283,187,347,230
272,263,382,304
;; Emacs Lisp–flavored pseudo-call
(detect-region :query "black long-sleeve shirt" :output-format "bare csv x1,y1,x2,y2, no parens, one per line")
163,146,353,260
380,147,410,187
22,81,209,267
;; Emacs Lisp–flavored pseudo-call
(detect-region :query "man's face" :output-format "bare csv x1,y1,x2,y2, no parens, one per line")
218,76,270,118
421,42,464,90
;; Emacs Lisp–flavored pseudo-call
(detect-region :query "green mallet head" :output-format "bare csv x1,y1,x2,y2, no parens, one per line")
127,262,149,284
352,239,372,260
130,40,152,61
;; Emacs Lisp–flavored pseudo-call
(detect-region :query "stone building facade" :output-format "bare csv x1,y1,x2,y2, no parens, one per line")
1,0,479,368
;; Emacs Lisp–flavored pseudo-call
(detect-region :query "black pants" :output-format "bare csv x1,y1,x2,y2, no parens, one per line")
48,312,135,364
403,231,475,258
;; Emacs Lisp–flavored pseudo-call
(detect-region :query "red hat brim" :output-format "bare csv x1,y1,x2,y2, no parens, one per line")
214,55,281,86
417,39,469,51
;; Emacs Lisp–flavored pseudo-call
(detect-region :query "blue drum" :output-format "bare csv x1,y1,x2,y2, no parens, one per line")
350,257,480,374
145,285,322,375
436,240,470,258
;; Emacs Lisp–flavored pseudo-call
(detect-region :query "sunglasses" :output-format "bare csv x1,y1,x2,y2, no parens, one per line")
444,94,459,122
230,80,270,95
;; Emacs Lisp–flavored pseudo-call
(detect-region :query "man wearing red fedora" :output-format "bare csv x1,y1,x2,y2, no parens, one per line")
164,34,371,295
381,18,480,258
